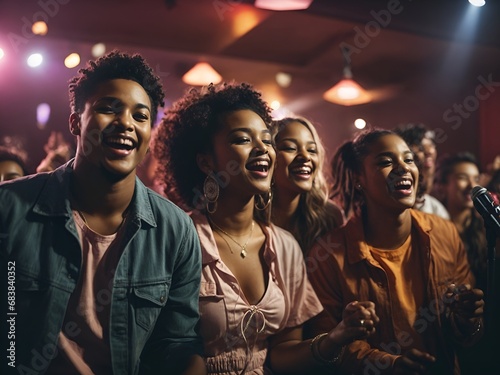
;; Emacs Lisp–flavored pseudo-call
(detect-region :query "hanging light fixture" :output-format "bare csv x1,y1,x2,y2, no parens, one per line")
323,46,371,106
254,0,313,11
182,62,222,86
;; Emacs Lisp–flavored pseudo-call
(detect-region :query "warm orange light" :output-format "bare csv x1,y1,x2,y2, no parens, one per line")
32,21,48,36
64,53,80,68
182,62,222,86
323,79,371,106
232,9,261,37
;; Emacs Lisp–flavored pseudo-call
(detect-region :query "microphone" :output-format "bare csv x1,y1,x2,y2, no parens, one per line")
471,186,500,234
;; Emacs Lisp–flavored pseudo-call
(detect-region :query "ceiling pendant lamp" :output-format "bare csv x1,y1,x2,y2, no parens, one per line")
254,0,313,11
323,46,371,106
182,62,222,86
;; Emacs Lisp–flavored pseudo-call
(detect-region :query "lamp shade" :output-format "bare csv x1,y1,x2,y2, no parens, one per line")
182,62,222,86
323,78,371,106
254,0,313,11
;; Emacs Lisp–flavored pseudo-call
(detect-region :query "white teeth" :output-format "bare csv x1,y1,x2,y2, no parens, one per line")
291,166,311,174
394,180,412,187
249,160,269,167
106,137,134,147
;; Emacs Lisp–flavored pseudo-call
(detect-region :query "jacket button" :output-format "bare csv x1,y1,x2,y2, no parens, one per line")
160,296,166,303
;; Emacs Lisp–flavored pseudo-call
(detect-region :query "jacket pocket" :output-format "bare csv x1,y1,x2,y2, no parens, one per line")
132,282,170,331
16,271,50,312
199,281,227,348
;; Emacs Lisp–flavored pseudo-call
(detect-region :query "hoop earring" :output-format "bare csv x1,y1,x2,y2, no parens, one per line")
204,173,219,214
255,189,272,210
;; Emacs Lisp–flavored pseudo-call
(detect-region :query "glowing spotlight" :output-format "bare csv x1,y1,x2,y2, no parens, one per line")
32,21,48,35
276,72,292,88
354,118,367,129
0,48,4,60
64,53,80,68
27,53,43,67
37,103,51,129
468,0,485,7
92,43,106,58
270,100,281,110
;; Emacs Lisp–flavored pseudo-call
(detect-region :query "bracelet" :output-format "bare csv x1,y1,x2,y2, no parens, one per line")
310,333,345,366
452,314,482,337
470,320,481,336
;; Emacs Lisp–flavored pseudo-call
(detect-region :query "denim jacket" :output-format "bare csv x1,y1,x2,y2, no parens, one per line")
0,161,203,374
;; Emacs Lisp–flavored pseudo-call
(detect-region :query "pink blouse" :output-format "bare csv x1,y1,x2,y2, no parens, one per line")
193,212,323,375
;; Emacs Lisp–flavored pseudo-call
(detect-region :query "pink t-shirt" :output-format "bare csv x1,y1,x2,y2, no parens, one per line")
193,212,323,375
47,211,124,374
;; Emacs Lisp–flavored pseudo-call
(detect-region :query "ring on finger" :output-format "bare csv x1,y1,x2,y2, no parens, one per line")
360,319,365,327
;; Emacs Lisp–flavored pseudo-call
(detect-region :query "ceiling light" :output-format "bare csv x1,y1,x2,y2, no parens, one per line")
254,0,313,11
468,0,485,7
270,100,281,110
182,62,222,86
92,43,106,58
276,72,292,88
323,46,371,106
37,103,51,129
0,48,4,61
27,53,43,67
32,21,48,36
354,118,367,129
64,53,80,68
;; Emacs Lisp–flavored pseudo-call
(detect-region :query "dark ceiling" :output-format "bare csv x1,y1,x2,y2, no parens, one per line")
1,0,499,172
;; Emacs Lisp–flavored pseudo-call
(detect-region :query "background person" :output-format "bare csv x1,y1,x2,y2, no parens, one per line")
0,145,28,182
394,122,449,219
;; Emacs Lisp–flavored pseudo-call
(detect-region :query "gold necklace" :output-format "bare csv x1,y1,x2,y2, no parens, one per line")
76,210,127,234
209,217,255,259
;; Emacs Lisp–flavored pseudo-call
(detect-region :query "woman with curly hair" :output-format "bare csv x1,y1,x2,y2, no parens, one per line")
271,117,343,254
153,82,378,375
308,129,484,375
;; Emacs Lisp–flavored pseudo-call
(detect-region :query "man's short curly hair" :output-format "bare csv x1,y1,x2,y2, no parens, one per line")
153,82,272,210
68,50,165,123
394,122,435,147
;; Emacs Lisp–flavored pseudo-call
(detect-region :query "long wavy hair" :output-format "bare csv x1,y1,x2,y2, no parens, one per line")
271,117,343,252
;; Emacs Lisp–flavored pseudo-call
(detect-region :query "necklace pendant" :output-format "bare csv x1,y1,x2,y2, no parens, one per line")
240,249,247,259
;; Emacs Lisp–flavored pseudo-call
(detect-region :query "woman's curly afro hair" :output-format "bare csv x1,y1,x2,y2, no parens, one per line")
153,82,272,210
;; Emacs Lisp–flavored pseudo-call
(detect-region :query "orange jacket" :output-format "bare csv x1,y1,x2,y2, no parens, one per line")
306,209,482,375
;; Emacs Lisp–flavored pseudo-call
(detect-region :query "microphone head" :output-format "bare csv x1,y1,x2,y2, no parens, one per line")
471,185,487,200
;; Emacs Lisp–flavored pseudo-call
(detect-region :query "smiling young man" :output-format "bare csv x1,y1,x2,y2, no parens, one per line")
0,51,205,375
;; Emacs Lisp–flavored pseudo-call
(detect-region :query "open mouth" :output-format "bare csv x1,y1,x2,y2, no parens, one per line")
290,165,313,178
102,136,136,151
392,179,413,193
246,159,270,174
